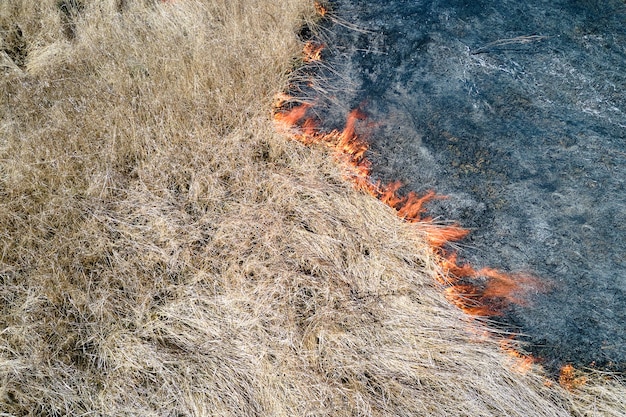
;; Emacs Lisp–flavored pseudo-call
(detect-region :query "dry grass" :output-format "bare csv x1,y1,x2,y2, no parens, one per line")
0,0,624,415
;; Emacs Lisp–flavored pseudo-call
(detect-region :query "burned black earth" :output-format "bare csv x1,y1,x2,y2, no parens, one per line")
302,0,626,375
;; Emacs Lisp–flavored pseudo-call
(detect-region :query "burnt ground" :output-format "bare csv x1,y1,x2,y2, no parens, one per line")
302,0,626,375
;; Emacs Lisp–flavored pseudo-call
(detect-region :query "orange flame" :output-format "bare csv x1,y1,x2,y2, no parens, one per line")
274,102,311,130
303,41,325,63
314,1,328,17
500,338,535,373
559,364,588,390
439,253,541,317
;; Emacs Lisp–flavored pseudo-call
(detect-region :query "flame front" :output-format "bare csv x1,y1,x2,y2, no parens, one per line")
274,98,539,323
274,29,548,375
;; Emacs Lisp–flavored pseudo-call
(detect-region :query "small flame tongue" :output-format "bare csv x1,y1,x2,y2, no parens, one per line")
314,1,328,17
441,254,541,311
303,41,325,63
273,101,311,128
559,364,588,390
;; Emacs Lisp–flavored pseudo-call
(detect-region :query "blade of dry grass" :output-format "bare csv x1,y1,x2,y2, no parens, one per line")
0,0,624,415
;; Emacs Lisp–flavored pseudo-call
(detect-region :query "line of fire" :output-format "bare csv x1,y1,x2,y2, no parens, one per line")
273,1,588,387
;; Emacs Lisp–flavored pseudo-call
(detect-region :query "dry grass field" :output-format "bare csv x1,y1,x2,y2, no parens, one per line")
0,0,624,415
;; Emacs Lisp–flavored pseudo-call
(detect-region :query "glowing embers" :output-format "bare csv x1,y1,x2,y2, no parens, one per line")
314,1,328,18
274,98,540,324
558,364,588,390
499,337,535,373
303,41,325,63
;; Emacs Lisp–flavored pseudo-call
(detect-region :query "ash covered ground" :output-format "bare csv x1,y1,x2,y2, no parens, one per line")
304,0,626,374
